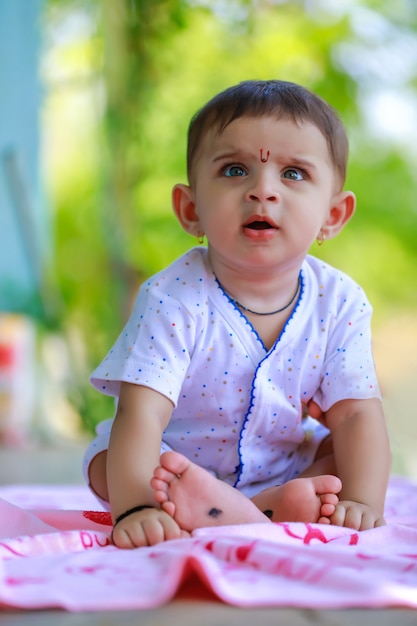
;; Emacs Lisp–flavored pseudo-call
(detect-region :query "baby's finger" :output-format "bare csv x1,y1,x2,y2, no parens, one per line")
342,505,363,530
330,502,347,527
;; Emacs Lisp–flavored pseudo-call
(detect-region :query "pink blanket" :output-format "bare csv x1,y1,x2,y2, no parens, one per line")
0,476,417,612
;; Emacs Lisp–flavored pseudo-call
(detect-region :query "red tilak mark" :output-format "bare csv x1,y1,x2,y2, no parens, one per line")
260,149,270,163
83,511,113,526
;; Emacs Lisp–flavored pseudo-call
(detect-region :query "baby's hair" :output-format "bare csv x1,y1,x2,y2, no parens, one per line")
187,80,348,188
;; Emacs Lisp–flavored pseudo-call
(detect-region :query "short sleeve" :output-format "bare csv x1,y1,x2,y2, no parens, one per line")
90,283,198,406
312,281,381,412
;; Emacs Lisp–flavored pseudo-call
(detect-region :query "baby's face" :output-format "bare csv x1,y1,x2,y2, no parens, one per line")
189,115,340,276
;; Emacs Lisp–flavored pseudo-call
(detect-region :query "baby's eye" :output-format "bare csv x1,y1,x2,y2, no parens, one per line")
283,168,304,181
223,164,247,177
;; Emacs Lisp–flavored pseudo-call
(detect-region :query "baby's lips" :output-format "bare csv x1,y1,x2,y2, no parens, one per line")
243,214,279,230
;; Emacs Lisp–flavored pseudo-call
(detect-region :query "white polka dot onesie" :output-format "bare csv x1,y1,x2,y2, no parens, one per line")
88,247,381,499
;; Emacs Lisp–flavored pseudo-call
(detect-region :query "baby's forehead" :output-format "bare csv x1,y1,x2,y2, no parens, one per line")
188,94,348,187
200,114,330,154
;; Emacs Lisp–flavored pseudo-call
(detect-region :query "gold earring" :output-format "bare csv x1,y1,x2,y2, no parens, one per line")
316,231,326,246
197,233,205,245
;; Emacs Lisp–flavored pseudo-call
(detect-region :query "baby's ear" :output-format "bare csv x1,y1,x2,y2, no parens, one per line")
321,191,356,240
172,184,201,236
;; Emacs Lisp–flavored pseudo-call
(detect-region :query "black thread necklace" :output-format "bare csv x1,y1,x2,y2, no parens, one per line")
220,274,301,316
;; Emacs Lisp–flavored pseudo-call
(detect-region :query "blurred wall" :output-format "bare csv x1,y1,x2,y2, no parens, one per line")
0,0,47,314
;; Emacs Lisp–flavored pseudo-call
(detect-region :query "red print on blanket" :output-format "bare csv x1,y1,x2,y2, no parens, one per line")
82,511,112,526
282,523,359,545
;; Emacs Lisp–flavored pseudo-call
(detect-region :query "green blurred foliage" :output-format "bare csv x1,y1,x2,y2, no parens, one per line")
41,0,417,432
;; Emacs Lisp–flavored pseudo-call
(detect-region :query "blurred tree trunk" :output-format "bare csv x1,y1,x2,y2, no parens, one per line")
100,0,187,315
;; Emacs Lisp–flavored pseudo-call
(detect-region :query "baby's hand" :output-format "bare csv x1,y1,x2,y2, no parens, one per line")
111,507,189,549
331,500,386,531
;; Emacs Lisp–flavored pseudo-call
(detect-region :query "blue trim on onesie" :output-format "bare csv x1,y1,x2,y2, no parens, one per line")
215,277,266,349
231,270,305,489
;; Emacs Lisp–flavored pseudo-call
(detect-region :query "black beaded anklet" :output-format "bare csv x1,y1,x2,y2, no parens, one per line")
114,505,155,527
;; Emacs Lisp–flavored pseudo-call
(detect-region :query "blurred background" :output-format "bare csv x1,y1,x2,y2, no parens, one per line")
1,0,416,479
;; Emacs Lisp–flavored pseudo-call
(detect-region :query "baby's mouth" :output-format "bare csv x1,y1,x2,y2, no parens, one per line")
245,220,275,230
243,217,278,240
243,216,278,231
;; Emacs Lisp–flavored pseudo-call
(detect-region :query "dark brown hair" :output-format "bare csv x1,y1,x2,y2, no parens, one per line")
187,80,348,187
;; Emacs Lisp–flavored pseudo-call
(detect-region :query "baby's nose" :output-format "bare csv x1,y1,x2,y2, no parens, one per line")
246,173,280,203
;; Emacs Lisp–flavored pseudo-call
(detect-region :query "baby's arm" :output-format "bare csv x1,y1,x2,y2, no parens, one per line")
107,382,185,548
324,397,391,530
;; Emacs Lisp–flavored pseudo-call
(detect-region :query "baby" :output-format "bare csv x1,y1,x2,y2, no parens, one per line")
84,80,391,548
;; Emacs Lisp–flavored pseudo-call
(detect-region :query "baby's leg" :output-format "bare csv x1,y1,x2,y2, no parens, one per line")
88,449,109,504
83,421,115,510
84,421,176,511
151,451,341,532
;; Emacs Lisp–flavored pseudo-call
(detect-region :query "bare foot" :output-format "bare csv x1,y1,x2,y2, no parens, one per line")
150,451,341,532
251,475,341,524
151,452,268,530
